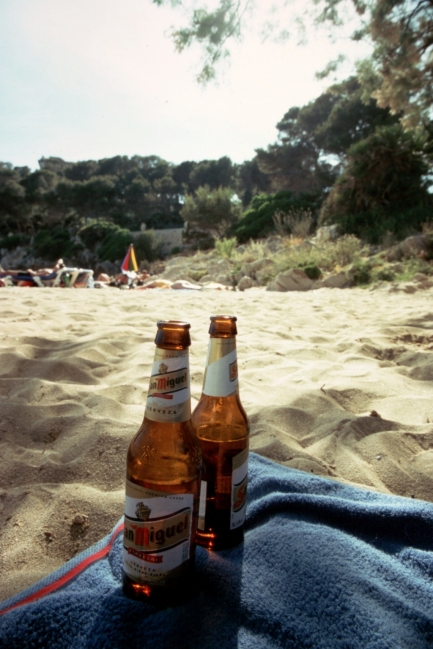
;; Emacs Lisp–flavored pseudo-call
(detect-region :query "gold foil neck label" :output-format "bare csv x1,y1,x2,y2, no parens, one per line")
203,338,239,397
206,338,236,365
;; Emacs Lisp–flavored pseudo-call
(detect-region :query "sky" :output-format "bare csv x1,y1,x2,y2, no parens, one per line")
0,0,371,171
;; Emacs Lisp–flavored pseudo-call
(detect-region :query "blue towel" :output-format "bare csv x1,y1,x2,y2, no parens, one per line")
1,453,433,649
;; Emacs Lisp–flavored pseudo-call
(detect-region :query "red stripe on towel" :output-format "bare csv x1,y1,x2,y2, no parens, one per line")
0,521,124,617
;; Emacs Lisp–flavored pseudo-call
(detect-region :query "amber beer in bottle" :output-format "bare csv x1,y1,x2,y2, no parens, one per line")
123,321,202,605
192,315,249,550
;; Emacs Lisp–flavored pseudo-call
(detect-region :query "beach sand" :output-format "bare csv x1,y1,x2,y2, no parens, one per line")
1,283,433,601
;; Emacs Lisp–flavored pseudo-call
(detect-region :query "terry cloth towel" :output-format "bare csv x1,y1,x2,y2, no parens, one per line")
1,453,433,649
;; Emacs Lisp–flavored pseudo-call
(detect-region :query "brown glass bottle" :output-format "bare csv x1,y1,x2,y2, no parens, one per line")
192,315,249,550
123,321,202,606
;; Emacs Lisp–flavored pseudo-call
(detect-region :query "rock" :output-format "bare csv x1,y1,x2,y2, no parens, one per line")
214,273,233,286
237,276,254,291
165,256,190,269
411,273,433,288
94,260,118,277
0,246,29,270
402,283,417,294
239,258,274,282
233,269,244,284
162,264,194,280
72,513,88,526
412,273,429,283
400,235,429,258
266,268,313,292
263,236,284,253
211,258,231,273
386,235,429,262
315,225,339,242
313,271,351,289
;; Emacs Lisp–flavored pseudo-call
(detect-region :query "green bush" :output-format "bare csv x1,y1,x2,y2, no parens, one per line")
350,262,372,285
77,219,119,249
373,268,396,282
320,125,433,243
0,234,30,250
298,262,321,280
230,191,320,243
330,205,433,245
133,231,161,263
215,237,237,259
196,235,215,251
33,227,74,259
98,228,132,262
77,220,161,264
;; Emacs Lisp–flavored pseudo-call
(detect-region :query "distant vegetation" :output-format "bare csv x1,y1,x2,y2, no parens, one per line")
0,77,432,267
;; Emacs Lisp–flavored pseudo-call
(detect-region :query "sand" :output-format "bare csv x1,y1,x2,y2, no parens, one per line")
1,282,433,601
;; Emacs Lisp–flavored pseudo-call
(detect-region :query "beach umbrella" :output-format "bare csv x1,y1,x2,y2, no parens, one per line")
121,243,138,273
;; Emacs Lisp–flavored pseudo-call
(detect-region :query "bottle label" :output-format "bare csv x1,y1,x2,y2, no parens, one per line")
231,449,248,530
123,479,193,584
203,338,238,397
198,480,207,531
145,349,191,423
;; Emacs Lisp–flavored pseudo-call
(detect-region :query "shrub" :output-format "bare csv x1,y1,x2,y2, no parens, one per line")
215,237,237,259
273,209,314,239
33,227,74,259
77,220,119,249
0,234,30,250
98,228,132,262
196,235,215,251
327,206,433,244
298,262,321,280
350,262,372,285
373,268,396,282
133,231,161,264
320,125,433,243
273,234,363,275
230,191,320,243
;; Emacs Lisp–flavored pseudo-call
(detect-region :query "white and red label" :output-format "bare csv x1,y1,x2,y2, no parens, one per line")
123,480,193,584
145,349,191,423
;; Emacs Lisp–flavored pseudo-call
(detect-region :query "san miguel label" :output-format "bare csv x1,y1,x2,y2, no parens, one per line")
203,339,239,397
145,349,191,423
123,479,193,584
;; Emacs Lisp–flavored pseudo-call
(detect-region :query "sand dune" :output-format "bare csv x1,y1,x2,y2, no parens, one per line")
1,283,433,600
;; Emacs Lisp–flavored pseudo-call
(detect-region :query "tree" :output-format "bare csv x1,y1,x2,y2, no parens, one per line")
152,0,433,129
235,158,271,207
189,156,236,191
355,0,433,128
0,163,31,234
319,123,433,241
180,185,241,237
254,77,398,195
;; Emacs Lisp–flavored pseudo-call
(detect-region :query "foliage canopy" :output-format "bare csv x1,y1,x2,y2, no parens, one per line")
153,0,433,129
320,124,433,242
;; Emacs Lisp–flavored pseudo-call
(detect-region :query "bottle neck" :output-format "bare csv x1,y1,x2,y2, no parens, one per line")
202,337,239,397
145,347,191,423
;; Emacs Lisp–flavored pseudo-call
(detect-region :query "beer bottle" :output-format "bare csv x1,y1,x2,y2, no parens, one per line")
123,321,202,605
192,315,249,550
